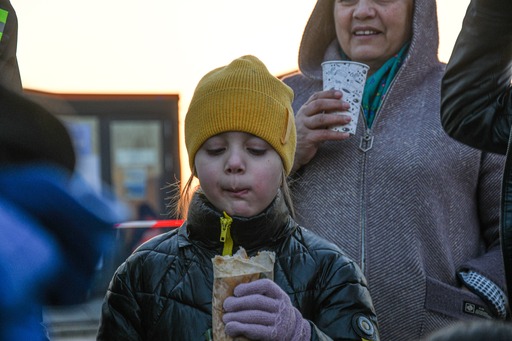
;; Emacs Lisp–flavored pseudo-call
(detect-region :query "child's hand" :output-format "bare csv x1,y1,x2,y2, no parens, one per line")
222,278,311,341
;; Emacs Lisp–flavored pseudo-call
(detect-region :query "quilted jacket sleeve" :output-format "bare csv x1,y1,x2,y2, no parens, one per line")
97,260,144,341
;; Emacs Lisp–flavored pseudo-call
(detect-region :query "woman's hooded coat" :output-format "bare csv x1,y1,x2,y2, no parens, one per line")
283,0,507,340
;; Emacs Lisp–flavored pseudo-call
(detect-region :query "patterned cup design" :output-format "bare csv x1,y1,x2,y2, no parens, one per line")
322,61,369,135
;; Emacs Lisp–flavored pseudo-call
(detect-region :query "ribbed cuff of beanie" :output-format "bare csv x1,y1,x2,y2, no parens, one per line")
458,270,508,319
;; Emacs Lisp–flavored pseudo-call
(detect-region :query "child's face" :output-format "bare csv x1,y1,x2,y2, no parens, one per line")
195,132,283,217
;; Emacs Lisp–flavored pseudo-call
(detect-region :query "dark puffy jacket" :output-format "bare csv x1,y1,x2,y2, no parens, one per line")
440,0,512,314
97,191,379,340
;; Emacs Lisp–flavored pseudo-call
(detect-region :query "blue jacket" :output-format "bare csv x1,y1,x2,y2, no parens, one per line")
0,164,126,340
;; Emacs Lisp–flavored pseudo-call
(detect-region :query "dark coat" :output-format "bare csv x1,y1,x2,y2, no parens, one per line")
97,191,379,340
441,0,512,315
0,0,22,91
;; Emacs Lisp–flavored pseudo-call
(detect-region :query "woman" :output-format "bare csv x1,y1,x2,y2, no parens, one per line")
282,0,507,340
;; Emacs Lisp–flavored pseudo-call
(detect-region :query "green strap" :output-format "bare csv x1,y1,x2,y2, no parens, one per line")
0,9,8,42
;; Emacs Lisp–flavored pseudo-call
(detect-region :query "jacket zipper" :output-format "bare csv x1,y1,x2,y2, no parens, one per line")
220,211,233,256
359,109,371,274
357,72,399,274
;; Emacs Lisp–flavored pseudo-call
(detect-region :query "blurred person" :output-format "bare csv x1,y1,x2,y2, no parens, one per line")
420,320,512,341
0,0,22,91
440,0,512,311
282,0,508,339
0,85,127,340
97,55,379,341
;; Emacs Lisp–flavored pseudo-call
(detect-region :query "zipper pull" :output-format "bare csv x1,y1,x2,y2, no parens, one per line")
359,131,374,152
220,211,233,256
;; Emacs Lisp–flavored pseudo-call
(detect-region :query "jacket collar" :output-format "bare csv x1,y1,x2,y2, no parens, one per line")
184,190,295,254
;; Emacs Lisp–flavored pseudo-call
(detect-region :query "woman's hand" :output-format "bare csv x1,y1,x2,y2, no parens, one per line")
222,278,311,341
293,90,352,173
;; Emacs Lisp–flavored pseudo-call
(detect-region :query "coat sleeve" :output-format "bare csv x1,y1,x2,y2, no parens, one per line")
97,261,144,341
440,0,512,155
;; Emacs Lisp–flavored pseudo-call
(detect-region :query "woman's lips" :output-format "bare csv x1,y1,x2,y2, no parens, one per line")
354,29,379,36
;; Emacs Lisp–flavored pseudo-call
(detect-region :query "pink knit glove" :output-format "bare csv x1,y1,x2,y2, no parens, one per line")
222,278,311,341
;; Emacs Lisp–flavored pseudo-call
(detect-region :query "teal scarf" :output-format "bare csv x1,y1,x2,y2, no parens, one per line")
361,43,409,128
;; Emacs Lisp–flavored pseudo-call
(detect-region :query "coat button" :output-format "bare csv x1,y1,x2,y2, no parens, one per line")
357,315,375,336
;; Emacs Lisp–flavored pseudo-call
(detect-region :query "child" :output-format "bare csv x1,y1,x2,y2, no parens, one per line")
97,55,379,340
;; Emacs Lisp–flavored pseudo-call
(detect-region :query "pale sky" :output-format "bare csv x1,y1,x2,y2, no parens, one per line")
11,0,470,179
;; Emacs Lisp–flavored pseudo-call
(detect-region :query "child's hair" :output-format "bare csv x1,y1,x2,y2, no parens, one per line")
421,320,512,341
167,55,297,220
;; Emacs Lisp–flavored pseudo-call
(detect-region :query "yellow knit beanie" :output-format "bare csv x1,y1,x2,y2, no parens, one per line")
185,55,296,175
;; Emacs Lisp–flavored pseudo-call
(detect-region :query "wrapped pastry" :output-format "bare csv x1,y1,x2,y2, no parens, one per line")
211,247,275,341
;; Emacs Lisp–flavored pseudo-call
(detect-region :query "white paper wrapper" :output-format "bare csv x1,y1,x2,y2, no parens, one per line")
322,60,369,135
211,248,275,341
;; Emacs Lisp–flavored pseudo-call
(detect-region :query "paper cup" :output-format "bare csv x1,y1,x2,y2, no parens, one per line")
322,61,369,135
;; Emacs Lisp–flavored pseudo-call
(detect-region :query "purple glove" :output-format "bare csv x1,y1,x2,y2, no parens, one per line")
222,278,311,341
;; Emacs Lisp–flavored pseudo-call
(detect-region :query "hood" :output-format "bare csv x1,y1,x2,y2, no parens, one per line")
0,86,76,171
298,0,440,79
